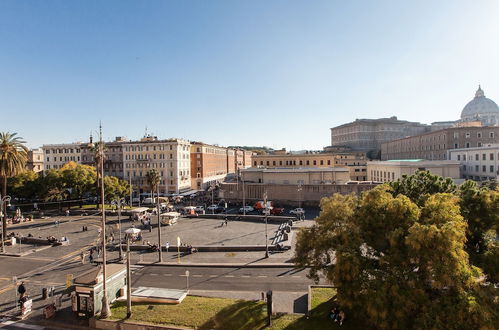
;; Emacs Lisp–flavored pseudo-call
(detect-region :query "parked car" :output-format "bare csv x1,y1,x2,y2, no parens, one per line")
238,206,254,214
194,206,205,213
207,204,222,212
289,208,305,216
270,207,285,216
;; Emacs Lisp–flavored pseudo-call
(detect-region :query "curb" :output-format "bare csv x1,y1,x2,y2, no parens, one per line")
136,261,294,268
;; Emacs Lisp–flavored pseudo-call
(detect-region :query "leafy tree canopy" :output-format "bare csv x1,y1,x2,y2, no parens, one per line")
295,184,498,329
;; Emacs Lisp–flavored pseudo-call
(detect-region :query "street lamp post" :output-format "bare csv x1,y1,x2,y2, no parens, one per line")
90,123,111,318
0,195,12,253
297,183,303,209
124,229,134,318
242,173,246,216
263,191,269,259
156,183,162,263
111,198,125,261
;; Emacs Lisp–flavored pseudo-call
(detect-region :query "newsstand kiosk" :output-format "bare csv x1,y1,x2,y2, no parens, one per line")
71,264,126,317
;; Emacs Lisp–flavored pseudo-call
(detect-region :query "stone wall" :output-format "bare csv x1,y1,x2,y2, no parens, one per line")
220,183,377,206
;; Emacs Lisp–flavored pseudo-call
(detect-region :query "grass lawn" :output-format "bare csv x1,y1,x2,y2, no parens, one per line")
269,287,365,330
110,296,268,330
110,289,366,330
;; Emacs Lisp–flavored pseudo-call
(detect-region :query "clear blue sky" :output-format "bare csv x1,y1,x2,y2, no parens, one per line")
1,0,499,150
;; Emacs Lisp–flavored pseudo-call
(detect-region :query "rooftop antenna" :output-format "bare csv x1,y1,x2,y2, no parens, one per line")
144,126,148,137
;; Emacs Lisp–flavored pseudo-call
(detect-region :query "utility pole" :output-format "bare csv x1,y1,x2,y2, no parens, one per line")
1,195,11,253
99,123,111,318
124,230,133,319
263,191,269,258
242,172,246,216
157,183,162,263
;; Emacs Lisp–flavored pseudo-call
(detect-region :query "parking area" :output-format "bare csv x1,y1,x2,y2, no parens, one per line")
130,217,282,247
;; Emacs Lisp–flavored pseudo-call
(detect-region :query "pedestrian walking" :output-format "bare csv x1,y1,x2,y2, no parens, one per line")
89,253,94,263
80,252,85,264
166,241,170,253
17,281,26,299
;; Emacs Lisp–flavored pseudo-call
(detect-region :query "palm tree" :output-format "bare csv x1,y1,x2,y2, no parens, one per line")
145,168,162,262
90,141,107,209
0,132,28,236
145,169,161,200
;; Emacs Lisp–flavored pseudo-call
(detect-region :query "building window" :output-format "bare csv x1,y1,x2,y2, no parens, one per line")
260,161,263,165
490,165,494,173
475,165,479,172
306,160,309,165
299,160,303,166
475,154,479,161
279,161,283,166
320,160,324,165
273,161,276,166
313,160,317,165
254,161,257,166
482,165,486,172
482,154,486,161
478,142,482,147
327,160,331,165
457,155,460,161
266,161,270,166
454,143,458,148
465,133,470,138
490,153,494,161
466,143,470,148
490,132,495,138
477,132,482,138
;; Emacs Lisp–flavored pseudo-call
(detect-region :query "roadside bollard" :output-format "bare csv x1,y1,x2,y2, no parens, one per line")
42,287,48,300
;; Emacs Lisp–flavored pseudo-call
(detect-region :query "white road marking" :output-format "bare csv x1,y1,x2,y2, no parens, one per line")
164,274,172,276
193,275,202,277
224,275,235,278
258,275,267,278
209,275,217,277
240,275,250,278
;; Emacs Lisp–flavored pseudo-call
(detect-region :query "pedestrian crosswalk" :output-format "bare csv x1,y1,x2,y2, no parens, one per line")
0,319,46,329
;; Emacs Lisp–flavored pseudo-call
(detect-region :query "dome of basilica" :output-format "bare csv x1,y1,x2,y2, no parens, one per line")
461,86,499,126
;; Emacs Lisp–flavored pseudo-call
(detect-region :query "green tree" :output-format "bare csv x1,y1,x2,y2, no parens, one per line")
295,186,498,329
7,170,40,201
90,141,107,209
387,171,499,282
60,162,96,205
145,169,161,197
0,132,28,235
103,176,131,203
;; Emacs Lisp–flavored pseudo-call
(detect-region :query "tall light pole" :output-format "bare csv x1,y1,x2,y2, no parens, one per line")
111,198,125,261
263,191,269,258
297,183,303,209
0,195,11,253
242,172,246,216
156,183,162,263
90,123,111,318
124,228,136,319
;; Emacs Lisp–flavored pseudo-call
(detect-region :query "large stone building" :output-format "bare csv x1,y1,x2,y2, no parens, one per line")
252,151,367,181
330,116,429,157
81,136,126,179
190,143,253,190
380,126,499,161
367,160,460,183
381,86,499,161
447,144,499,181
122,136,191,195
460,86,499,126
26,148,44,173
241,167,351,185
42,143,83,170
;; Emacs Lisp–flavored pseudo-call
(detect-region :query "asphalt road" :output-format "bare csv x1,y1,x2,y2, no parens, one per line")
131,265,315,292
